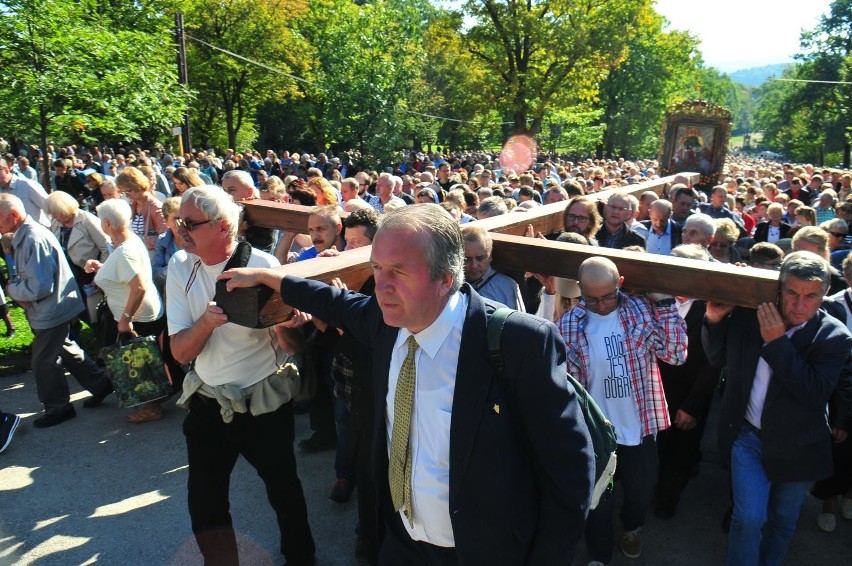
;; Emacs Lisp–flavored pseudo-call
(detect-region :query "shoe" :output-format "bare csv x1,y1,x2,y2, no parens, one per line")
0,413,21,453
126,403,163,423
83,382,114,408
619,529,642,559
817,512,837,532
34,405,76,428
329,478,355,503
298,433,337,453
283,557,315,566
841,497,852,520
588,562,607,566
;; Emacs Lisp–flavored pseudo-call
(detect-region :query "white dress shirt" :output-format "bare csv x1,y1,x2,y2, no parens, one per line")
386,291,467,547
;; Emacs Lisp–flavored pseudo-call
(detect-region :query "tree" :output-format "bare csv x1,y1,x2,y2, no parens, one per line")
180,0,308,150
754,0,852,165
0,0,189,185
595,9,701,158
256,0,431,166
459,0,650,136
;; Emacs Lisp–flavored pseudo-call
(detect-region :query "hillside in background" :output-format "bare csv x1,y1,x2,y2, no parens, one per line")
728,63,789,86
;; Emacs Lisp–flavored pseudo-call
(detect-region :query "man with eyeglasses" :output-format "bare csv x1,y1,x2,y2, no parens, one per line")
597,192,645,250
166,186,316,565
559,256,687,563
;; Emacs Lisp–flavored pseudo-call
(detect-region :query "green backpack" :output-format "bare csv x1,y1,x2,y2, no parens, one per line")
486,307,617,509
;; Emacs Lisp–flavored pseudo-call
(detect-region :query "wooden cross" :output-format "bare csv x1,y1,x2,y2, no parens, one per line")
236,174,778,327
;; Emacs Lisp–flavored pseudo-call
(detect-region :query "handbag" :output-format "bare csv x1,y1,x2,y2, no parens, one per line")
101,333,172,408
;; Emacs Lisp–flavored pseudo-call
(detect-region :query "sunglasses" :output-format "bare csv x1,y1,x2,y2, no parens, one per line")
175,217,212,232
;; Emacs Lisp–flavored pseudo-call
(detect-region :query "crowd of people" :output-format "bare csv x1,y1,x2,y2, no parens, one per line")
0,141,851,566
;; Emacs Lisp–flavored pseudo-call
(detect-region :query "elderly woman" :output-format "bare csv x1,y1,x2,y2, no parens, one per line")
709,218,743,264
152,197,184,295
116,167,166,256
46,191,111,321
86,198,180,423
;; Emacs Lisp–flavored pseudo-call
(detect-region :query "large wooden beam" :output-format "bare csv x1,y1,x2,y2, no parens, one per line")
490,233,778,307
222,173,742,326
241,173,700,234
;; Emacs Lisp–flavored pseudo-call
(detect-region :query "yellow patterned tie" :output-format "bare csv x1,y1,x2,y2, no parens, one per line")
389,335,419,526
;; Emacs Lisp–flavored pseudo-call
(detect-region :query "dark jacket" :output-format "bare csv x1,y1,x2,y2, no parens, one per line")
280,278,594,565
703,307,852,482
753,221,792,243
596,223,645,250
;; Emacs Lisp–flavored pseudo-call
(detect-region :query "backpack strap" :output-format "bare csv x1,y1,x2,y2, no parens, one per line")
486,307,515,394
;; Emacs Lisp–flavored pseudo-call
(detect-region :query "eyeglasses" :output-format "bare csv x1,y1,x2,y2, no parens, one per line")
709,241,731,249
607,205,629,213
583,290,620,306
175,217,212,232
829,231,847,238
565,214,590,223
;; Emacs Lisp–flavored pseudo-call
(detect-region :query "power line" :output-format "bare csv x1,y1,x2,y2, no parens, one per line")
185,34,518,126
771,78,852,85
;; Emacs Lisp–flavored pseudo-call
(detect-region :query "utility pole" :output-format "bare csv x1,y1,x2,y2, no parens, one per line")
175,13,192,155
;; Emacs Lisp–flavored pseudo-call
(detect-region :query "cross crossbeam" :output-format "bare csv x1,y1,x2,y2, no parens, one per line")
227,172,777,326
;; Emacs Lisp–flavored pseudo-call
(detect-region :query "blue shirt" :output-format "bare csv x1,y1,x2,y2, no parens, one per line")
645,221,674,256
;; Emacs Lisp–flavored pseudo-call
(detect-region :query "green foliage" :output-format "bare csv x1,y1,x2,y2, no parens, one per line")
0,0,190,148
180,0,307,150
754,0,852,166
596,9,702,158
459,0,651,135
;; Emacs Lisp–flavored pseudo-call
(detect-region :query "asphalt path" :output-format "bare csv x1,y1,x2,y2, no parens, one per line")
1,370,851,565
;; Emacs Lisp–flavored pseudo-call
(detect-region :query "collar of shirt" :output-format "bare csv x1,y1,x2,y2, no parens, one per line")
394,290,466,358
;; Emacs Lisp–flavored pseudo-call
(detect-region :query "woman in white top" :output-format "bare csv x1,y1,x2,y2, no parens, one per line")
85,199,183,422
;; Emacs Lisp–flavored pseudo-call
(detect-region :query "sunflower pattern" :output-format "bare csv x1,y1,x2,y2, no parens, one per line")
101,336,172,408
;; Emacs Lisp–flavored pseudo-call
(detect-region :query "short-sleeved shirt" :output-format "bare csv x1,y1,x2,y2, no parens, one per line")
94,234,162,323
166,246,287,387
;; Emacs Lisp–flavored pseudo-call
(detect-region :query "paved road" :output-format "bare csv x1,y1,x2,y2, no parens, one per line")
1,369,851,565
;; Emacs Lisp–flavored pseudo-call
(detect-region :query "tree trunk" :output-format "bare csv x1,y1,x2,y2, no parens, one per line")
39,106,51,192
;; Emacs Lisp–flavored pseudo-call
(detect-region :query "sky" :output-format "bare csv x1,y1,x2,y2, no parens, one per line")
654,0,834,72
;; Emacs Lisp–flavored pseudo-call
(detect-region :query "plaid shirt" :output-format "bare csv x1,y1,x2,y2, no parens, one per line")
557,292,688,438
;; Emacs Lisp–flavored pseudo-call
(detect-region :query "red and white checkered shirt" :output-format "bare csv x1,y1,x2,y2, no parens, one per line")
558,292,688,438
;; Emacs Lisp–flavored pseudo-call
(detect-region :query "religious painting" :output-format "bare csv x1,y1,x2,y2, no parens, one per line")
659,100,732,189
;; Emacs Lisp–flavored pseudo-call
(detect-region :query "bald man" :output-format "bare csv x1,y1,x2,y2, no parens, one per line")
558,257,687,563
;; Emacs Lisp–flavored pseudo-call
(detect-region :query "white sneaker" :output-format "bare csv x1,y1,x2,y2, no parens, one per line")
817,512,837,532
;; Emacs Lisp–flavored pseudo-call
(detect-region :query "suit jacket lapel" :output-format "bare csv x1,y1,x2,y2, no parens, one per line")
449,285,493,502
764,314,819,404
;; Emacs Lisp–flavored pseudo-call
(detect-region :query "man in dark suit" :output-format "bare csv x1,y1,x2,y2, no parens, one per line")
703,251,852,565
221,203,594,565
642,199,682,255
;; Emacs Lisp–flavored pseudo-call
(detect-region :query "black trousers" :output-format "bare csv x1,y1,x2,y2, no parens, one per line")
183,395,315,565
585,436,658,563
656,411,710,508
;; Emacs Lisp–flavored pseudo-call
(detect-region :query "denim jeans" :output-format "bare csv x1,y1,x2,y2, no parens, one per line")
728,424,809,566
